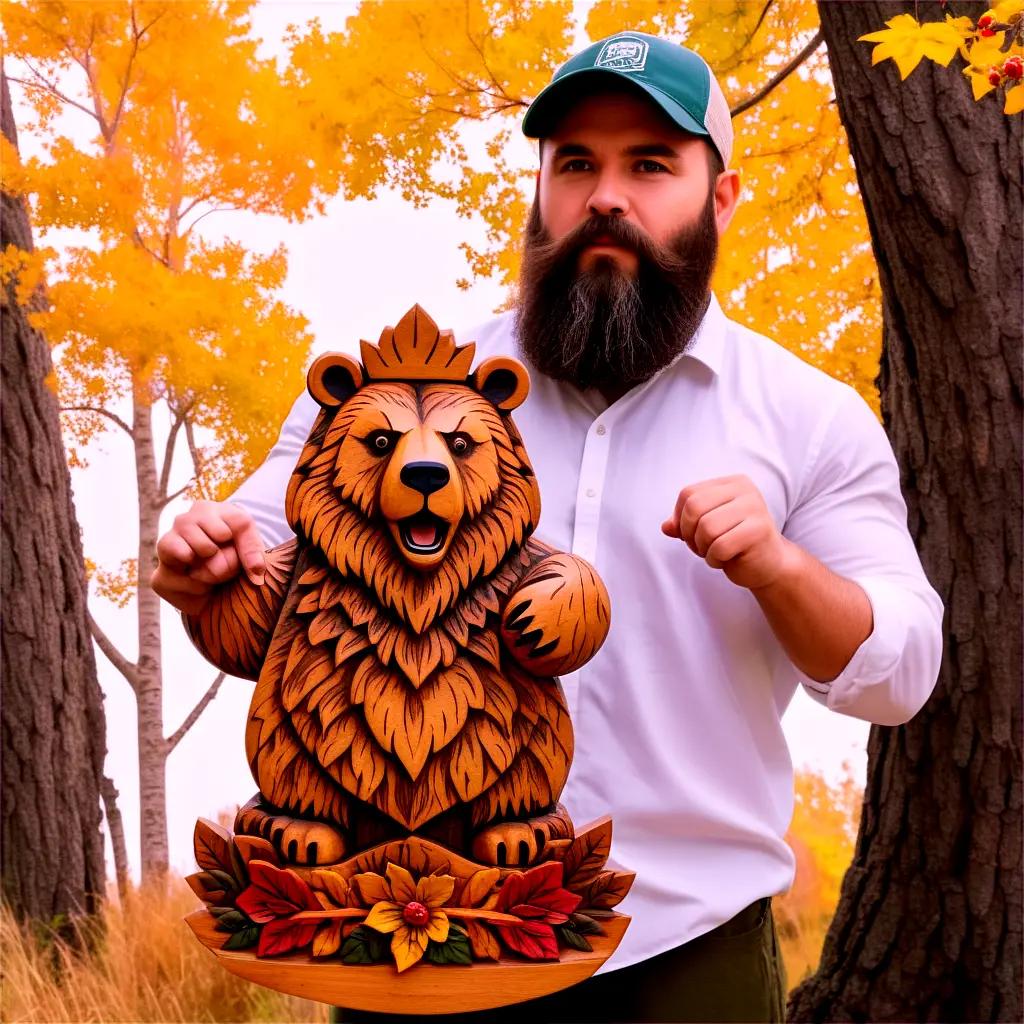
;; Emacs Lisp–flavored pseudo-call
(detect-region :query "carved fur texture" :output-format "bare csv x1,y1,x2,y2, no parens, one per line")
185,308,609,855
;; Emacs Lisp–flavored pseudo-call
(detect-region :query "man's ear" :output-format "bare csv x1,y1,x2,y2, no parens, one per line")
714,168,741,236
473,356,530,411
307,353,364,407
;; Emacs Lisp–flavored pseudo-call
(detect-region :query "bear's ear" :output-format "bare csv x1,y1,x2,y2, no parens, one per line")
473,357,530,412
307,353,364,408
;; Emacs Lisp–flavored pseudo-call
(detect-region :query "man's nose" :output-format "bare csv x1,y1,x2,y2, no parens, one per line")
587,172,629,217
400,461,450,497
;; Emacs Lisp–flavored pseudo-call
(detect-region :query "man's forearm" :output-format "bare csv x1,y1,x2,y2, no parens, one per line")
750,538,873,683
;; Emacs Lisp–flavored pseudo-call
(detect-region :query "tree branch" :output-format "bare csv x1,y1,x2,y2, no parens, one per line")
106,3,144,142
184,415,209,499
180,204,241,237
165,672,226,754
157,398,191,502
6,68,99,123
158,482,192,510
60,405,134,438
131,227,169,266
730,29,824,119
88,610,139,692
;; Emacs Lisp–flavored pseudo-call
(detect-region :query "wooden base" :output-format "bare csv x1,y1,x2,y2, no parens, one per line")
186,908,630,1014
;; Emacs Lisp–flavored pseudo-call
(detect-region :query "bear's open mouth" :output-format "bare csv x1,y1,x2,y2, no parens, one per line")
398,512,450,555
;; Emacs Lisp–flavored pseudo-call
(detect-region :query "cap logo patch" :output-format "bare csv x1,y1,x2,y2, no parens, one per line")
594,37,648,73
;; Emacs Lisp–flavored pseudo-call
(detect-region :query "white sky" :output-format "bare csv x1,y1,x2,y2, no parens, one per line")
8,1,868,880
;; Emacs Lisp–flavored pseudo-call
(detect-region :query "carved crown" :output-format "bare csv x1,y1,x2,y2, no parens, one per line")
360,304,476,382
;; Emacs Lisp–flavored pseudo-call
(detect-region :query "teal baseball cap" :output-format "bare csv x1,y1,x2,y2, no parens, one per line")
522,31,733,167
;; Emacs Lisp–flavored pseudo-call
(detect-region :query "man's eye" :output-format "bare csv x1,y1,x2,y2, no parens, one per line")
365,430,395,454
637,159,668,173
561,159,591,172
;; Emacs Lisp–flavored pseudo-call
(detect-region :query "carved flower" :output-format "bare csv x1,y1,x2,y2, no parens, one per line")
358,863,455,972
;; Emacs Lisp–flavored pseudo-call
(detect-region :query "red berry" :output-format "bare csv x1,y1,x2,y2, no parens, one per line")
978,13,994,27
980,27,996,36
1005,60,1023,81
988,67,1003,85
402,900,430,927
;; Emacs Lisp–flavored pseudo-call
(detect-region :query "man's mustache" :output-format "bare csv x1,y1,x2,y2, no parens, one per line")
530,214,689,275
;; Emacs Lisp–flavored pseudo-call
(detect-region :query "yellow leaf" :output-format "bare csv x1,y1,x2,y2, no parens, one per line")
423,909,450,944
364,901,403,934
860,13,963,79
312,920,343,958
992,1,1024,22
966,68,998,100
352,871,390,905
461,868,500,908
385,863,417,904
1005,84,1024,114
310,868,351,907
390,924,429,973
415,873,455,910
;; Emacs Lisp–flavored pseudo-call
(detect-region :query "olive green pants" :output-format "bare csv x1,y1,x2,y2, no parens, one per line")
331,897,787,1024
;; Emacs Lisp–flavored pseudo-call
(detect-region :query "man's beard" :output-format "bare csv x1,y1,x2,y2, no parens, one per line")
515,193,718,394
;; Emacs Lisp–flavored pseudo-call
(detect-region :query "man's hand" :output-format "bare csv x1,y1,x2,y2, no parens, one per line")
661,475,797,591
151,500,267,615
662,475,873,681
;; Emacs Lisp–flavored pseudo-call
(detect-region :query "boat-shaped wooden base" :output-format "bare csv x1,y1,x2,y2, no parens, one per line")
186,908,630,1013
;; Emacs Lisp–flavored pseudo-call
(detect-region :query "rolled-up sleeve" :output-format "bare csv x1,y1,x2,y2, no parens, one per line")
228,391,319,547
782,387,944,726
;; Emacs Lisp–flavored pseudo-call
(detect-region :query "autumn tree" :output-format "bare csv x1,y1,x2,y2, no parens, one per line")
1,1,332,883
0,71,106,928
786,3,1022,1020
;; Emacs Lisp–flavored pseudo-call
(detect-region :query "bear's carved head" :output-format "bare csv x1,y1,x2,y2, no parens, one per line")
285,306,541,633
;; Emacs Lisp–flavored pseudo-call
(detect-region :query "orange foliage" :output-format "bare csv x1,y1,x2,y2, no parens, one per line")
777,766,863,990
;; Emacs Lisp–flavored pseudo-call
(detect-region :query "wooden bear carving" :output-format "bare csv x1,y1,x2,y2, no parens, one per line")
185,305,610,870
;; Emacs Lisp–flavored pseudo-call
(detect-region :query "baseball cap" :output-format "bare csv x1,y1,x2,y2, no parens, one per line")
522,31,733,167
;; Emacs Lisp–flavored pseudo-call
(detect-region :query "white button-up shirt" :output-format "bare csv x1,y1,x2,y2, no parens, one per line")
230,294,943,972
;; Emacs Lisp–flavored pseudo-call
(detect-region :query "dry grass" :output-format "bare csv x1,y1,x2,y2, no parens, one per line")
1,880,328,1023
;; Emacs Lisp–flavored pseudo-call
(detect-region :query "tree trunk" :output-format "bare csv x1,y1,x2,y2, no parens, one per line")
132,389,169,883
0,71,108,927
101,776,130,904
790,4,1022,1021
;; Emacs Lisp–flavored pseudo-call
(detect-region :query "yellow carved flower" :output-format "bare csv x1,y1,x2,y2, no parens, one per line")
361,864,455,972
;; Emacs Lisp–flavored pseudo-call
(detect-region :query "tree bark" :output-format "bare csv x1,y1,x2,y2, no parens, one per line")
0,71,108,926
790,4,1022,1022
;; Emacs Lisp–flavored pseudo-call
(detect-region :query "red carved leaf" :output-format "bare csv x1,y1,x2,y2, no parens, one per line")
236,859,320,923
495,918,559,960
496,861,581,925
257,917,319,957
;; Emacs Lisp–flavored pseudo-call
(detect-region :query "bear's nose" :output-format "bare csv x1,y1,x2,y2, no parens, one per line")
400,461,450,497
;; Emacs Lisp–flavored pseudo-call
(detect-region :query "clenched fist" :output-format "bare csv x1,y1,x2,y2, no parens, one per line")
151,500,267,614
661,475,798,591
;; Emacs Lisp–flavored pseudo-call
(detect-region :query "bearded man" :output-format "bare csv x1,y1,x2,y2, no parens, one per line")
152,31,943,1024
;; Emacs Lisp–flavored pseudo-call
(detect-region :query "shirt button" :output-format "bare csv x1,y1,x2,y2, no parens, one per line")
596,424,606,436
586,488,596,498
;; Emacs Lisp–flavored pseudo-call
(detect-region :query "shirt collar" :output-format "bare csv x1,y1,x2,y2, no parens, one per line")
676,291,726,378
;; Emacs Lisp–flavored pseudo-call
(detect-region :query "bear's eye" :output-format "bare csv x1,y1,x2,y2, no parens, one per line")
447,432,474,456
364,430,396,454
